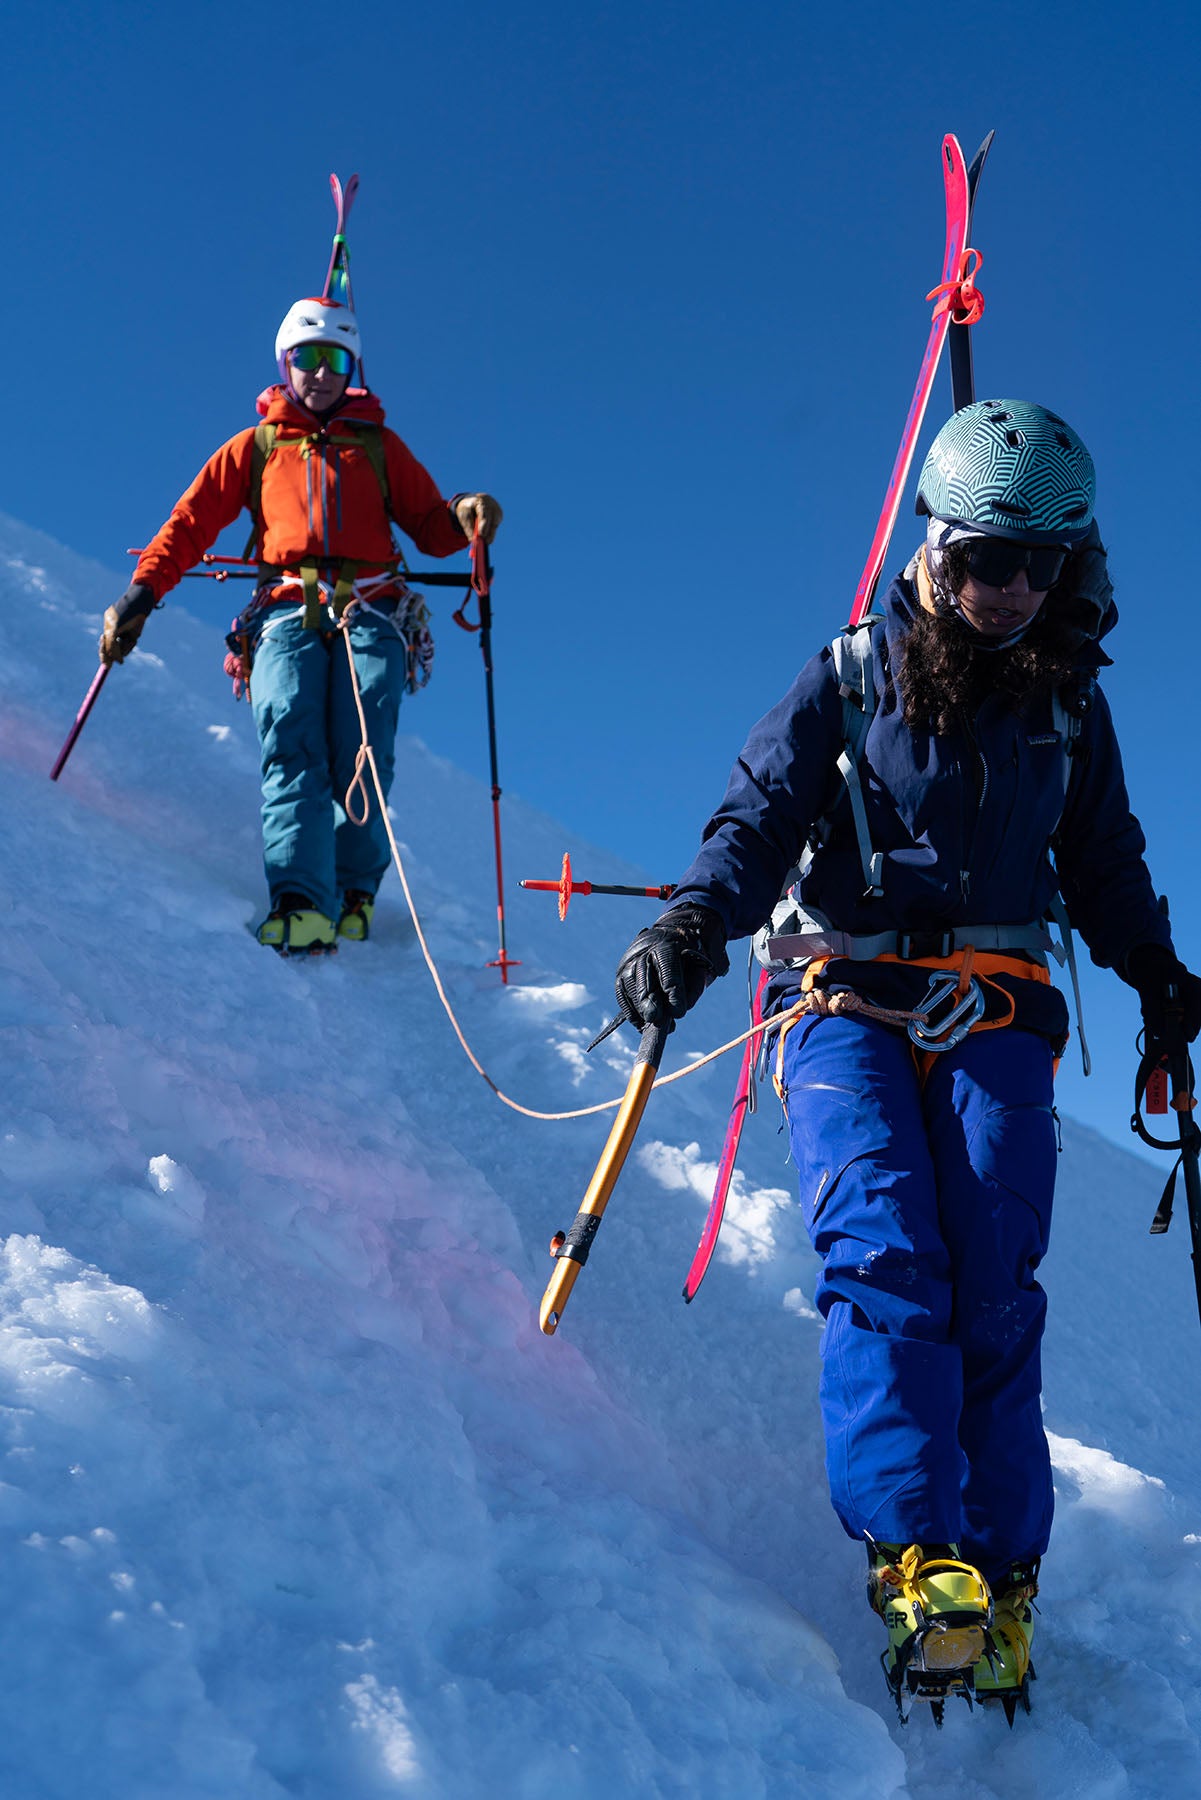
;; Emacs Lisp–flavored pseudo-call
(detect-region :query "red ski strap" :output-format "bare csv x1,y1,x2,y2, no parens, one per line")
927,248,985,325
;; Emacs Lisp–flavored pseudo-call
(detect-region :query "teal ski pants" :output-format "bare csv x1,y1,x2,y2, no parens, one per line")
250,605,408,920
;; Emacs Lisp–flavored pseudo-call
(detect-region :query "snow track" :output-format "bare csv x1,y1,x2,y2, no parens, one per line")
0,517,1197,1795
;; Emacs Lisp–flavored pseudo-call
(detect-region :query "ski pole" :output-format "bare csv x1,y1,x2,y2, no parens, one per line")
1167,1040,1201,1331
541,1019,671,1335
50,664,110,781
1134,1034,1201,1331
126,548,476,589
455,532,518,982
520,852,675,920
1131,899,1201,1334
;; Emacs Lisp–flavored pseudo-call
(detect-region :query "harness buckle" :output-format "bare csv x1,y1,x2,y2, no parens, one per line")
908,974,986,1053
897,930,954,961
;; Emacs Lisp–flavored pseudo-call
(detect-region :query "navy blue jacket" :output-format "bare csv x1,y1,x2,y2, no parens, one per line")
669,575,1170,985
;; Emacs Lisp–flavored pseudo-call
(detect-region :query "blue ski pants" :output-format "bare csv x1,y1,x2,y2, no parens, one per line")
780,1012,1057,1586
250,605,408,919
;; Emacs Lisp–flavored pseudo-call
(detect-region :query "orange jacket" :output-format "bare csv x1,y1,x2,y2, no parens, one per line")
134,387,466,598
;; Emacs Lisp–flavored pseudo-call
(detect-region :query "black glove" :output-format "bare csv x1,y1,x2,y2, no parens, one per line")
614,904,729,1030
1124,943,1201,1065
99,583,157,665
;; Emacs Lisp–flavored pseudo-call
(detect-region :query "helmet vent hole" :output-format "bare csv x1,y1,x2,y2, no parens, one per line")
1054,430,1072,449
987,408,1013,423
992,499,1030,518
1005,429,1025,449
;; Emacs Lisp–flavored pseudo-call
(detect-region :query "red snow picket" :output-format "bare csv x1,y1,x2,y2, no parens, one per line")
520,852,675,920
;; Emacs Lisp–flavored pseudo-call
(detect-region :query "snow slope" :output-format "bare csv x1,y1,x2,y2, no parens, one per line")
0,514,1199,1798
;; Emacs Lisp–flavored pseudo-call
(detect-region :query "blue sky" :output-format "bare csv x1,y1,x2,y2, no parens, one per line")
12,0,1199,1151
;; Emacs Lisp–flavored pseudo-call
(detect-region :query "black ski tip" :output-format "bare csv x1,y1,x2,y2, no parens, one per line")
967,130,996,196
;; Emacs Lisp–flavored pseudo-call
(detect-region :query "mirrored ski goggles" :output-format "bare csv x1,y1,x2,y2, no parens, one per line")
961,539,1069,592
288,343,355,375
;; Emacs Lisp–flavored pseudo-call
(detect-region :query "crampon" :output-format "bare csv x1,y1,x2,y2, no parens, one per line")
869,1542,996,1728
973,1560,1040,1726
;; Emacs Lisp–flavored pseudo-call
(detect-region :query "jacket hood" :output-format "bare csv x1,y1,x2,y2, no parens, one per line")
255,385,387,429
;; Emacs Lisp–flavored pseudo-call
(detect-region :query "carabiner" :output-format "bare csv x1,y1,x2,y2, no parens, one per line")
908,974,986,1053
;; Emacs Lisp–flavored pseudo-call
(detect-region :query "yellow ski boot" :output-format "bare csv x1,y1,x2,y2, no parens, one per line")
337,891,375,942
974,1559,1039,1725
867,1541,994,1725
257,895,338,957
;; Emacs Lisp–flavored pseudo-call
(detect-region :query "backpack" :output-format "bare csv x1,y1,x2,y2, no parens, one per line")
242,419,393,563
241,419,405,628
757,613,1096,1071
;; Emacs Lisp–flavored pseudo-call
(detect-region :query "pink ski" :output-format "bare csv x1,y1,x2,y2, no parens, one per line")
849,135,973,627
685,136,984,1298
683,970,768,1302
323,172,360,308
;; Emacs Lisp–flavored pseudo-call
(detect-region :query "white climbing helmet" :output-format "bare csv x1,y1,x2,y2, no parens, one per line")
274,297,362,377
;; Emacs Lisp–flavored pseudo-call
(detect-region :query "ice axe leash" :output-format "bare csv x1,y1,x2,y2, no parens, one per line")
540,1020,671,1335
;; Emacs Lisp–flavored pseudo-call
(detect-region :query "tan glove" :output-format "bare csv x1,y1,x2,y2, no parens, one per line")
99,583,157,665
453,493,504,544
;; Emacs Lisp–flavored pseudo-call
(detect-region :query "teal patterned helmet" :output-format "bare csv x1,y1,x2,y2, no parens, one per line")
916,399,1095,544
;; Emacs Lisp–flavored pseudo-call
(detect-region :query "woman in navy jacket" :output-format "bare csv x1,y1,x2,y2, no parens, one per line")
614,400,1201,1719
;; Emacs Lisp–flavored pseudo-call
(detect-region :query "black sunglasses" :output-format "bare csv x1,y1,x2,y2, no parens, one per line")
961,540,1069,592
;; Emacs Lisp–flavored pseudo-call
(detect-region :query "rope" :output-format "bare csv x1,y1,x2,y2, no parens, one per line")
806,988,930,1030
337,623,804,1120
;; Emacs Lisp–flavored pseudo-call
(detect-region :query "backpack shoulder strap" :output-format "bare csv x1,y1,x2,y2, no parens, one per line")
242,422,279,562
352,422,392,516
830,617,884,898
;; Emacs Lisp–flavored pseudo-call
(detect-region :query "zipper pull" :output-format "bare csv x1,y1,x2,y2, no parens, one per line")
960,870,971,901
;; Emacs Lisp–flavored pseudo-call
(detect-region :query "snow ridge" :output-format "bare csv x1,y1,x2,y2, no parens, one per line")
0,518,1197,1796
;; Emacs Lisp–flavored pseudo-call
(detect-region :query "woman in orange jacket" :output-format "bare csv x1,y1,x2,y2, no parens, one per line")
100,297,501,953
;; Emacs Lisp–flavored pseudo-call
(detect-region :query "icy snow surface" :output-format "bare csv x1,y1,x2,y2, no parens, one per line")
0,511,1199,1797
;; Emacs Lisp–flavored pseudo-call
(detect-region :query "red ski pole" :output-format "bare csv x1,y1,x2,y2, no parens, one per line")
50,664,110,781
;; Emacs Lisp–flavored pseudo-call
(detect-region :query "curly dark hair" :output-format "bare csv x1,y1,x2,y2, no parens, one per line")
897,546,1096,735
